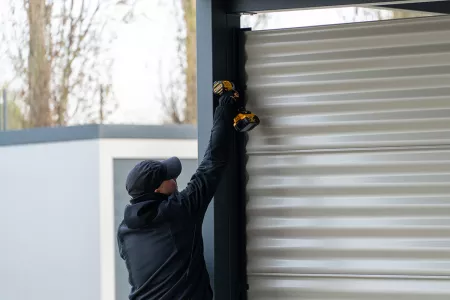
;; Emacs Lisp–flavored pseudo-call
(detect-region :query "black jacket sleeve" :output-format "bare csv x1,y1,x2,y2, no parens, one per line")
178,98,236,218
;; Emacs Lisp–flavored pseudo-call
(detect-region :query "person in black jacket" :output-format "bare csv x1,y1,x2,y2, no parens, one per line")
117,88,238,300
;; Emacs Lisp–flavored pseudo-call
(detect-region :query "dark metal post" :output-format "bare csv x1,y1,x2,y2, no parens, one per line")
2,89,6,131
197,1,246,299
197,0,217,291
229,0,413,13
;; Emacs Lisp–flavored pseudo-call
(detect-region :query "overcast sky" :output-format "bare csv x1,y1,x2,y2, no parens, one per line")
0,1,397,125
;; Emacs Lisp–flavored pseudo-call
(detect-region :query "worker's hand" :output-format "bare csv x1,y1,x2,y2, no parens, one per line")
218,90,239,106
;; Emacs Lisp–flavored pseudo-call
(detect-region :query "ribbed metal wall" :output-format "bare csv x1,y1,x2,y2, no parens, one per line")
244,16,450,299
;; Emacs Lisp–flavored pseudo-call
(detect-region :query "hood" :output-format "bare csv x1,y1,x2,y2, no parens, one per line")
123,192,168,229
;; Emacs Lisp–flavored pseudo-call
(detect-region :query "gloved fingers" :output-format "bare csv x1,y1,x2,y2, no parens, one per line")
219,90,239,106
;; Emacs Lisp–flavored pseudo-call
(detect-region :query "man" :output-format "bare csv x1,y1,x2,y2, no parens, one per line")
117,86,239,300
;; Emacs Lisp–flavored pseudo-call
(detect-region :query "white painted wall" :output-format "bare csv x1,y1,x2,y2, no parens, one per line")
0,140,101,300
0,137,198,300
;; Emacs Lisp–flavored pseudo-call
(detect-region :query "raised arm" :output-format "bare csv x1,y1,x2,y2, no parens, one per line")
178,91,237,218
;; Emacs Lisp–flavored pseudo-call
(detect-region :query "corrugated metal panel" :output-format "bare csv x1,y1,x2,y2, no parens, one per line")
244,16,450,299
245,16,450,152
248,276,450,300
247,150,450,276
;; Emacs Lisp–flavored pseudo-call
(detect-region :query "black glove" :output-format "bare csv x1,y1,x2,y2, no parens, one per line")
218,90,239,106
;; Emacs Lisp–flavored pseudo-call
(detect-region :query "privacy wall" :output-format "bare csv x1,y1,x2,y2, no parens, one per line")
0,140,101,300
244,15,450,299
0,125,198,300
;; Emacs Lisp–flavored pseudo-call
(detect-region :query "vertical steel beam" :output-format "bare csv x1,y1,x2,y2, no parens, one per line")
197,1,245,299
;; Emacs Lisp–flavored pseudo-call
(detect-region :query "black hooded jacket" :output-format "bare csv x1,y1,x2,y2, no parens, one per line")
117,98,236,300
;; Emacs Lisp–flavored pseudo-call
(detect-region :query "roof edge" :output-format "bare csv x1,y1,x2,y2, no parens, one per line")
0,124,198,147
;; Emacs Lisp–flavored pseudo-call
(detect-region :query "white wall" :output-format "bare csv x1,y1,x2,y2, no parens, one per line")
0,137,198,300
0,140,101,300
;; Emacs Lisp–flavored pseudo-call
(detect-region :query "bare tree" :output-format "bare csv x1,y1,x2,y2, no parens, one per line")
155,0,187,124
157,55,185,124
158,0,195,124
26,0,52,127
159,1,269,124
0,84,27,130
181,0,196,124
2,0,121,128
116,0,150,23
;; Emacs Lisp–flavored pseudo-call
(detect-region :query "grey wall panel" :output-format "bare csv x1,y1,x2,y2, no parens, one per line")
247,276,450,300
246,149,450,277
244,15,450,299
113,158,198,300
245,16,450,152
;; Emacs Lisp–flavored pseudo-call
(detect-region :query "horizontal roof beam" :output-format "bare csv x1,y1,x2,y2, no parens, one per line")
0,124,197,146
229,0,447,13
378,1,450,14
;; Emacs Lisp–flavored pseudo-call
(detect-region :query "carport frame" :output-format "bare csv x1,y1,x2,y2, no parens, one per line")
195,1,450,299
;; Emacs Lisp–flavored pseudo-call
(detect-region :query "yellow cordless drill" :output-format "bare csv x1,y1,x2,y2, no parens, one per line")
213,80,260,132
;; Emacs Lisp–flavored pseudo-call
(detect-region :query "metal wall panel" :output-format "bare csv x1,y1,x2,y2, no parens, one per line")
245,16,450,152
244,16,450,299
247,150,450,275
247,276,450,300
